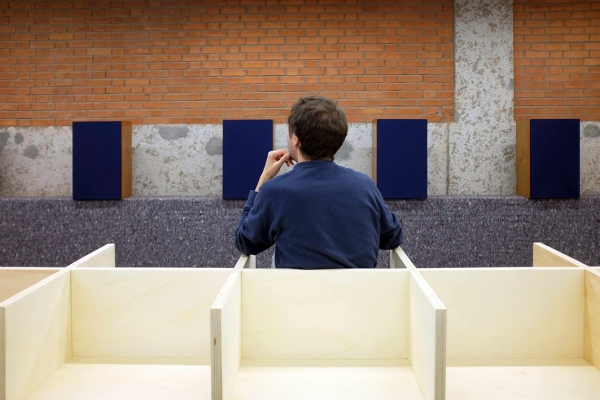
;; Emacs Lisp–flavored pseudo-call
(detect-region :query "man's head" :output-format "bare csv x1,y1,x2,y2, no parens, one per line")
287,96,348,161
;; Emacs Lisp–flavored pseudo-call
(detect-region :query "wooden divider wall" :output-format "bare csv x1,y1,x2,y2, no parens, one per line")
71,268,231,360
1,269,71,400
2,242,598,400
212,251,447,400
0,269,59,303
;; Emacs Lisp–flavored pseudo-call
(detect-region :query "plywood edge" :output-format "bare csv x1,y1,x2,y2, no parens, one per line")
120,121,132,199
533,242,588,268
394,247,445,309
391,246,412,269
584,268,600,371
435,308,447,400
232,254,254,272
211,307,223,400
404,244,446,400
372,118,378,184
516,118,531,198
211,271,242,400
67,244,116,269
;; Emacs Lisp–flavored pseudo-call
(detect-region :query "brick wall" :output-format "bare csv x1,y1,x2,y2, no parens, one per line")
0,0,454,126
514,0,600,119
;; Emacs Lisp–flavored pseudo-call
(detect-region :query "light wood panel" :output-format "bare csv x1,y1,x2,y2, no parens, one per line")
516,118,531,198
391,246,419,270
71,268,231,358
242,269,409,360
392,247,446,400
420,268,584,359
533,242,588,268
28,362,209,400
68,244,115,268
231,359,425,400
446,359,600,400
409,273,446,400
211,270,242,400
2,269,71,400
585,268,600,371
0,268,58,303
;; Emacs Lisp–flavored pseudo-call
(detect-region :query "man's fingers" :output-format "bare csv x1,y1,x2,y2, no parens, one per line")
274,154,290,166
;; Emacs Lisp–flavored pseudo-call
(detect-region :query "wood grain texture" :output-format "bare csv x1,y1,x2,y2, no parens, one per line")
409,273,446,400
516,118,531,198
2,269,71,400
393,247,446,400
71,268,231,358
230,360,425,400
419,268,584,359
67,244,115,269
533,242,588,268
584,269,600,371
28,363,210,400
211,270,242,400
120,121,132,199
242,269,409,360
0,268,58,303
446,359,600,400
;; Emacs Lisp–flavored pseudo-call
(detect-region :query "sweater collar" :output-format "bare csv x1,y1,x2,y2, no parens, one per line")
292,160,336,170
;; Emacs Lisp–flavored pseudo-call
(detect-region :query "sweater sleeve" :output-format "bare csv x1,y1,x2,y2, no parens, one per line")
235,189,276,255
375,190,404,249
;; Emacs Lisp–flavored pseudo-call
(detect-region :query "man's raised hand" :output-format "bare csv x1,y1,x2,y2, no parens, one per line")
255,150,295,192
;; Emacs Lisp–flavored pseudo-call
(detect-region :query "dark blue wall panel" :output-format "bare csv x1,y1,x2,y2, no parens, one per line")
376,119,427,199
530,119,580,199
223,120,273,199
73,121,122,200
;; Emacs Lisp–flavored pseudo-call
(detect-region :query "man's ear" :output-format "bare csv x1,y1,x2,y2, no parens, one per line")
291,133,300,148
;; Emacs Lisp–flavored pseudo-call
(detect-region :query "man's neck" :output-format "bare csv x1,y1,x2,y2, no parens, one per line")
295,154,332,163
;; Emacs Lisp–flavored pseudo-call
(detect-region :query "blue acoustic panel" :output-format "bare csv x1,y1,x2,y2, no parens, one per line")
530,119,580,199
375,119,427,199
223,120,273,199
73,121,123,200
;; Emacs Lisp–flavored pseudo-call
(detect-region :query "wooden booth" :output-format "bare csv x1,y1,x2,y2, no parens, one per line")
0,243,598,400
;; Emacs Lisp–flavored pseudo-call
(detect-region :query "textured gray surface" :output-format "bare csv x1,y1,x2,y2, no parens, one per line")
450,0,516,195
1,197,599,269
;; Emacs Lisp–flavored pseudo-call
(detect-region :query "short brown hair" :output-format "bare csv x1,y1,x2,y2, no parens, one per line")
287,96,348,161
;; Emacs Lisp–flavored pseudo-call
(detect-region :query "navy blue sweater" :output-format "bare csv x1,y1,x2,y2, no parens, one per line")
235,160,403,269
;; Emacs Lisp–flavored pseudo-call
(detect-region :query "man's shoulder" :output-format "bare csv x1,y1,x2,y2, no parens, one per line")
259,171,292,195
334,164,377,187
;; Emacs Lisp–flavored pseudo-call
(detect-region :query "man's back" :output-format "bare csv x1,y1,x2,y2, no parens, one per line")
235,160,403,269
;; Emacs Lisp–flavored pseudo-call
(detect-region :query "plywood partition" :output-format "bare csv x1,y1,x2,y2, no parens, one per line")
68,244,116,269
71,268,231,360
419,268,584,359
211,249,447,400
0,269,71,400
533,242,588,268
211,270,242,400
393,248,446,400
211,254,254,400
0,268,58,303
242,269,408,360
585,268,600,371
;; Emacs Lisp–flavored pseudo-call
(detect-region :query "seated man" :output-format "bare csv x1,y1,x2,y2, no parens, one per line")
235,96,403,269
